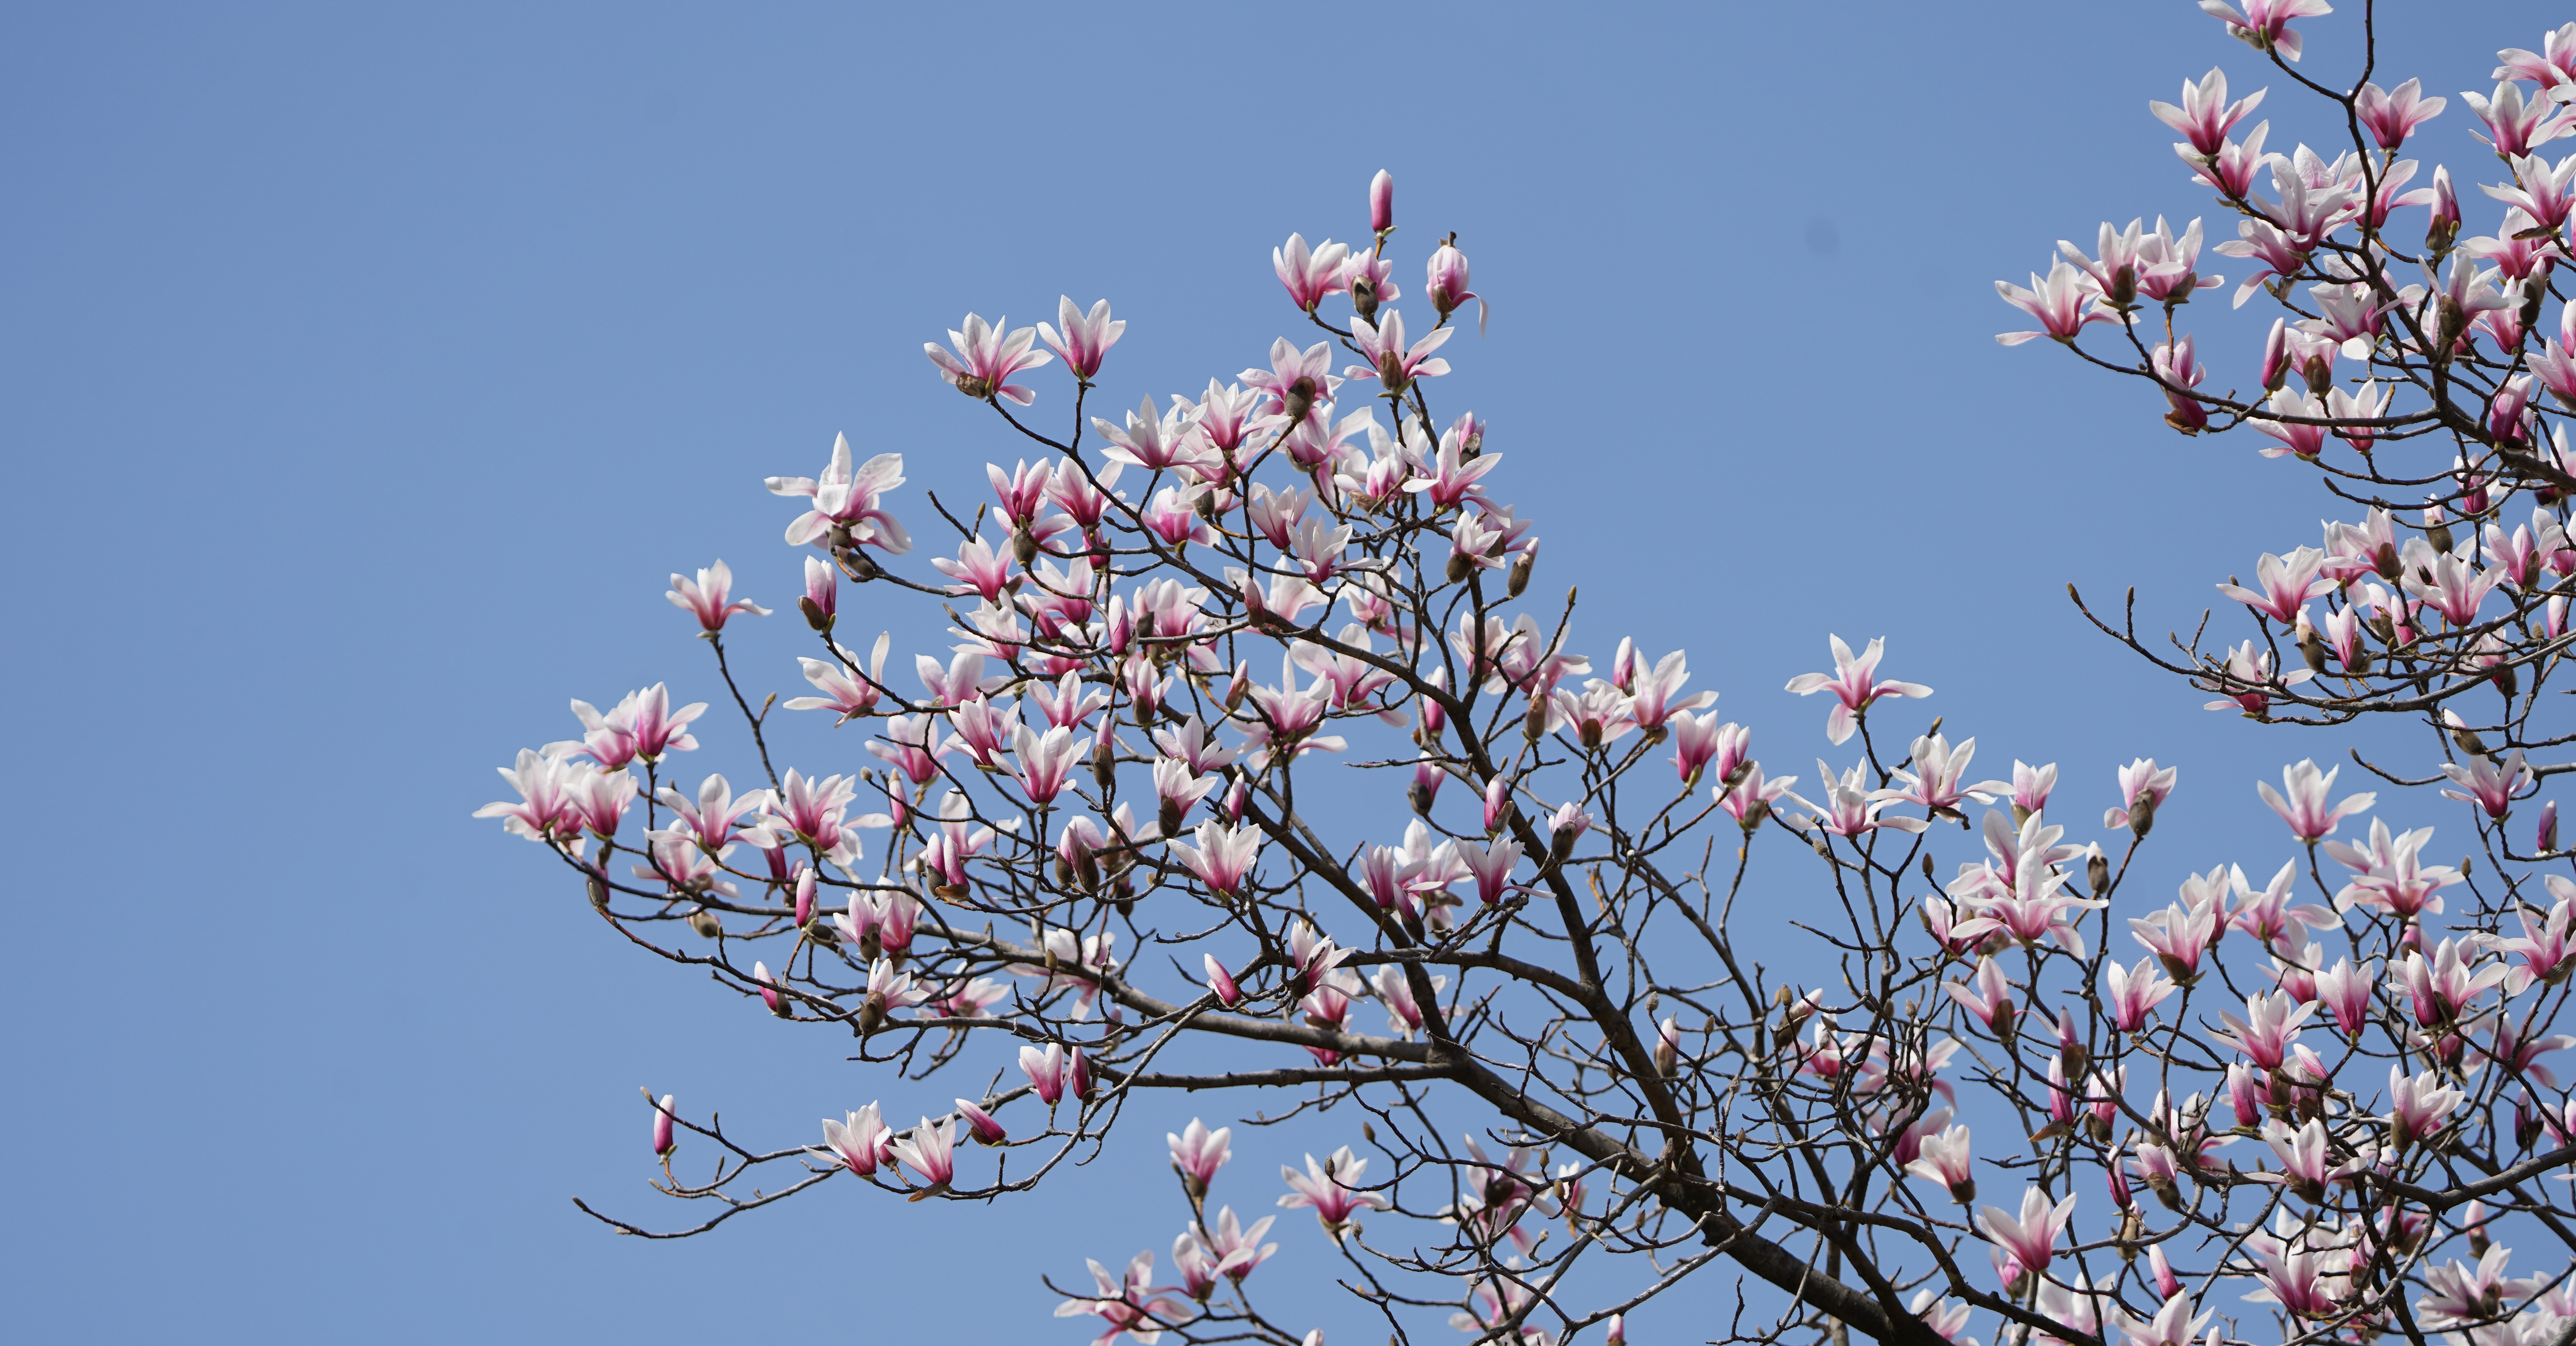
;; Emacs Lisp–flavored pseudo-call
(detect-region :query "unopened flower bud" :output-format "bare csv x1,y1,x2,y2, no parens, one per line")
802,556,838,631
2301,352,2333,397
2427,165,2460,254
1281,377,1317,427
1011,528,1039,566
588,875,611,909
2539,799,2560,855
794,869,817,926
1369,169,1394,235
1507,546,1535,599
1204,954,1241,1006
2427,520,2455,555
2087,844,2111,897
1407,763,1440,816
857,989,890,1037
1523,695,1550,744
2127,790,2157,840
688,907,724,940
651,1093,677,1156
2260,318,2290,391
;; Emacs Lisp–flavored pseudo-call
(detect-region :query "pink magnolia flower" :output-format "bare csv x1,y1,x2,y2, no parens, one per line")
1093,395,1211,475
1347,309,1454,394
1995,261,2112,345
1278,1146,1388,1234
2500,22,2576,88
888,1116,960,1194
2386,1064,2464,1149
2259,758,2375,842
2202,639,2313,715
1944,958,2017,1036
1975,1186,2075,1275
475,747,586,844
2129,876,2225,983
666,559,769,632
2315,956,2375,1037
1882,732,2002,818
1167,819,1263,895
1200,953,1242,1007
2216,990,2317,1070
1718,763,1796,832
2186,120,2282,198
2250,1117,2366,1202
924,312,1050,406
2154,336,2210,432
2103,757,2179,833
2105,958,2179,1031
1425,243,1481,330
1792,760,1930,839
1189,1205,1278,1285
2245,1225,2339,1319
1012,724,1085,806
2465,82,2576,160
785,632,892,722
2228,859,2338,949
819,1103,893,1176
2502,883,2576,993
2199,0,2332,61
2152,67,2266,156
1670,712,1745,788
2324,817,2461,917
1055,1250,1191,1346
1021,1042,1071,1106
765,434,913,554
2357,77,2446,149
2441,749,2533,819
1240,337,1342,427
1904,1122,1977,1204
1169,1118,1232,1194
1273,233,1351,313
1783,636,1932,746
651,1093,677,1156
1037,295,1123,382
2217,547,2333,623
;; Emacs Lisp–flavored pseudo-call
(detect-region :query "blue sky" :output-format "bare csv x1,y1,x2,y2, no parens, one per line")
3,2,2560,1341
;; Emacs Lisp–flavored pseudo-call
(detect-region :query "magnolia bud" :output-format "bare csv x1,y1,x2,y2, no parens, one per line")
2087,845,2111,897
1011,528,1039,566
794,869,817,927
1281,377,1316,427
651,1093,677,1156
1349,276,1379,322
1523,695,1550,744
688,908,724,940
2301,352,2333,396
1369,169,1394,235
857,989,890,1037
2427,520,2455,554
1507,548,1535,599
2539,799,2560,855
802,556,837,631
1205,954,1241,1006
588,875,611,909
2127,790,2157,840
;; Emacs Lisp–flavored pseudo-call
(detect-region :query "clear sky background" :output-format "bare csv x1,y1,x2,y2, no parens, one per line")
3,2,2560,1341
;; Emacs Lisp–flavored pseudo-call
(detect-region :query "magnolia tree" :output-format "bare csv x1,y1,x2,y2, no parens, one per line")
481,8,2576,1345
